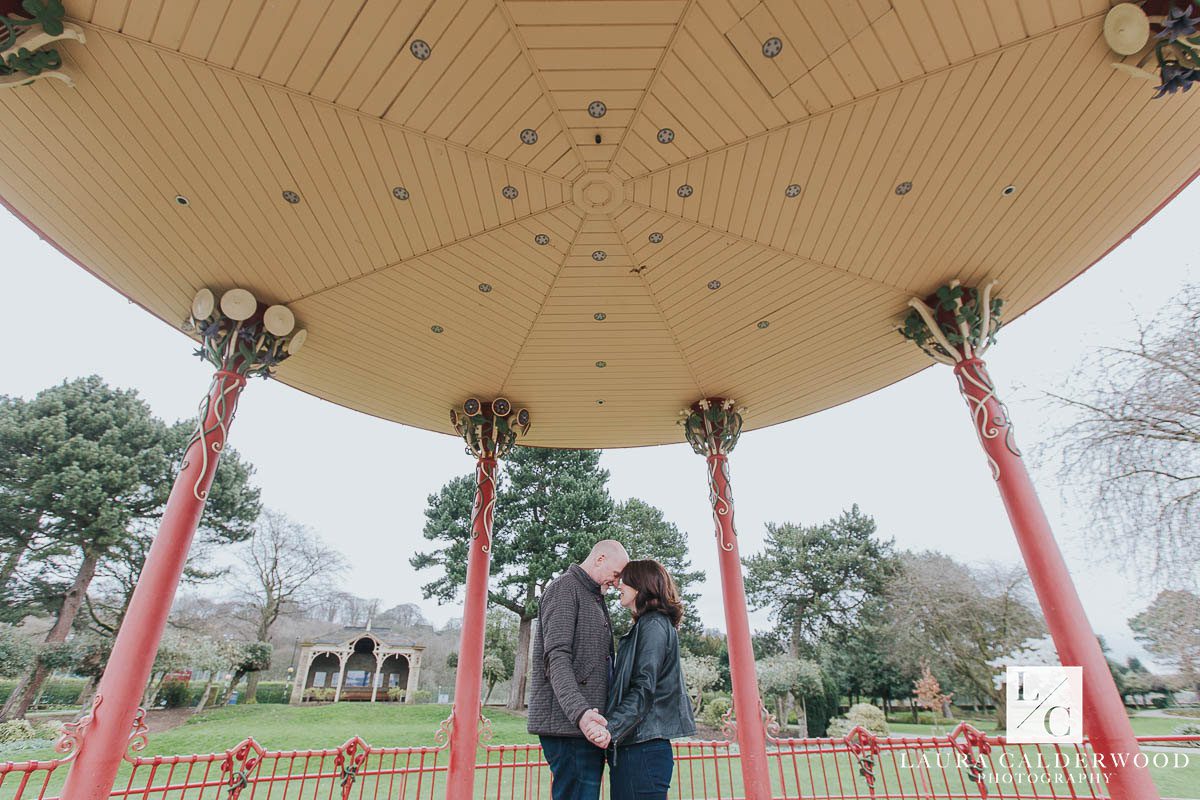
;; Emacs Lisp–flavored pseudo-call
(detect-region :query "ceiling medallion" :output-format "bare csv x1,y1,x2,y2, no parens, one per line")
410,39,431,60
534,233,550,245
478,283,492,293
594,312,606,321
588,101,607,118
708,280,721,290
520,128,538,145
430,324,444,334
763,37,783,58
785,183,802,198
677,184,693,198
595,360,607,368
895,181,913,195
657,128,675,144
282,190,301,204
648,232,664,244
592,250,607,261
392,186,410,200
502,185,519,200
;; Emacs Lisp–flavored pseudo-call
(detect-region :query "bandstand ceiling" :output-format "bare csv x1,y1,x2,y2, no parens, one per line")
2,0,1199,447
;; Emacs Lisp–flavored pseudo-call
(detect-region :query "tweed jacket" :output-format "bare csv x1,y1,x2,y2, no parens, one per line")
527,564,614,736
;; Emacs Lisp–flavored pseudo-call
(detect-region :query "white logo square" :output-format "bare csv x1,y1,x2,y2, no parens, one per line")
1006,666,1082,743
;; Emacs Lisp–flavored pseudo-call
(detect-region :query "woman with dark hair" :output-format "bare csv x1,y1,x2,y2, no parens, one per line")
595,559,696,799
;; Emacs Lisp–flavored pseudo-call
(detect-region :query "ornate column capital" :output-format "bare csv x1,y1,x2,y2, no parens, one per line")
183,287,307,379
449,397,530,459
679,397,744,457
898,280,1004,365
1,1,86,90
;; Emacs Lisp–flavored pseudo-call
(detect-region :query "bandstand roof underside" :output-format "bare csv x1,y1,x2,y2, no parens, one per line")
2,0,1198,447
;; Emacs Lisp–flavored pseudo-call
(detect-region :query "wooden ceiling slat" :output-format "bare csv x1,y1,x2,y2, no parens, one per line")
148,0,197,49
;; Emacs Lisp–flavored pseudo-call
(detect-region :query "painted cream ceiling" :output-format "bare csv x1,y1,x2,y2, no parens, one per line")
2,0,1199,447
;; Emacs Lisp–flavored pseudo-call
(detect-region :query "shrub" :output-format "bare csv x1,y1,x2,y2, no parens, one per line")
410,689,433,704
387,687,406,702
0,719,58,744
159,680,190,708
1172,722,1200,747
0,677,89,707
253,681,290,704
1151,696,1170,709
700,696,731,730
303,687,336,702
827,703,890,738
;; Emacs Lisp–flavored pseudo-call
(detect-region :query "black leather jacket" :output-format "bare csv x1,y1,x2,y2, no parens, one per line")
604,610,696,748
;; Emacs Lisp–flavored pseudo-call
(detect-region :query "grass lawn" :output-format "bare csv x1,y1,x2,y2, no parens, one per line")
2,704,1196,799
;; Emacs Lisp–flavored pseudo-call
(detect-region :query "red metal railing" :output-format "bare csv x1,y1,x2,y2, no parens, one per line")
2,726,1196,800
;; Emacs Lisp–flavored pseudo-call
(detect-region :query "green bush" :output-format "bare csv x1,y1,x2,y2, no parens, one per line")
700,696,731,729
386,687,406,702
1152,696,1170,709
1172,722,1200,747
409,689,433,704
827,703,890,738
0,677,89,707
159,680,190,708
253,681,290,704
0,719,60,743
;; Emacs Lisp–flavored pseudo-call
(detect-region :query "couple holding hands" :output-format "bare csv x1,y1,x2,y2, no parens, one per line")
528,540,696,800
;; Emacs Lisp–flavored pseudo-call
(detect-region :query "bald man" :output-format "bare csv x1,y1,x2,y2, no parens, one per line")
528,540,630,800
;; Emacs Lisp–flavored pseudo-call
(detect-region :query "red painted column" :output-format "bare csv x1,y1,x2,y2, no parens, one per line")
707,453,773,800
955,358,1158,800
60,370,247,800
445,456,497,798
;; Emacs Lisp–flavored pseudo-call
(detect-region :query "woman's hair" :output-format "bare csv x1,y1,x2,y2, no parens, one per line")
620,559,684,628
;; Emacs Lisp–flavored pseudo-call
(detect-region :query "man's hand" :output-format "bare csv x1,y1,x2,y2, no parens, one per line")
579,708,609,747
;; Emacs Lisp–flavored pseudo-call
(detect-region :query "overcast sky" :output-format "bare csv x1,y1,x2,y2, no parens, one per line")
1,185,1196,671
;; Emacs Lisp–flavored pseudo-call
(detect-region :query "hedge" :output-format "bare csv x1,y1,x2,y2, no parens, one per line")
0,678,294,709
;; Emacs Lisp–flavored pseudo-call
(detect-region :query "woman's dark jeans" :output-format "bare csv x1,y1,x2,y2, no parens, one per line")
609,738,674,800
540,736,605,800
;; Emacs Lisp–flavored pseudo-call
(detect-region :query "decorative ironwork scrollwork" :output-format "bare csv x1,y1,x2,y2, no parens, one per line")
479,713,494,743
718,702,737,742
183,288,306,380
899,280,1003,366
125,706,149,759
220,738,264,800
680,397,743,457
450,398,531,460
180,370,243,500
948,723,992,797
54,692,102,759
433,711,453,748
335,737,369,800
0,0,83,89
955,359,1022,480
844,726,882,794
706,455,737,551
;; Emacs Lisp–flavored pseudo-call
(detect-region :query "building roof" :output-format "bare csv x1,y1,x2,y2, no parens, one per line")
306,626,424,649
3,2,1198,446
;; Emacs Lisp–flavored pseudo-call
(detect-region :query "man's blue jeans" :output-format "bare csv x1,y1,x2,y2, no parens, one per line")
540,735,605,800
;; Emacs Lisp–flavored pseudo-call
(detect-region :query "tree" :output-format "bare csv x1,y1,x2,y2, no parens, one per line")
1047,285,1200,587
235,510,345,703
222,641,272,704
756,655,823,736
606,498,705,635
0,624,34,677
744,506,895,656
412,447,613,710
680,654,720,713
1129,590,1200,693
883,552,1045,729
482,614,517,704
821,597,917,715
0,377,259,720
913,662,954,724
